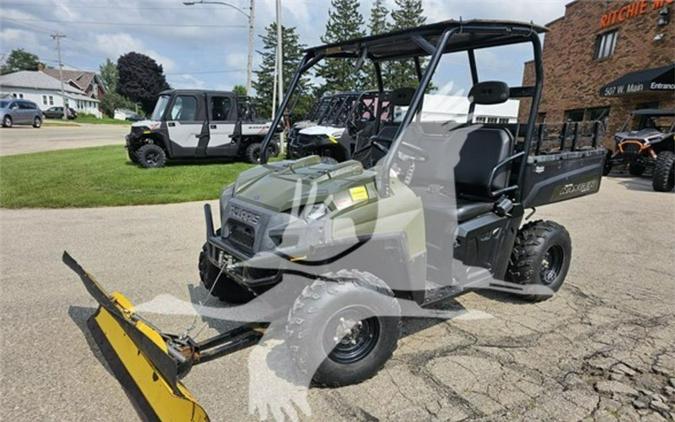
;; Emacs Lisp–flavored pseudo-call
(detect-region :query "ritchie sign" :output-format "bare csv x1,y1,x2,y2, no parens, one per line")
600,0,673,28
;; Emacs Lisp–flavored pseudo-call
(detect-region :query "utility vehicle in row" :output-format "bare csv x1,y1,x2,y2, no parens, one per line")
66,19,606,421
604,109,675,192
126,90,278,167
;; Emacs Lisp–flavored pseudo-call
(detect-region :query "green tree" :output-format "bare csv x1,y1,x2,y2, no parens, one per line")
98,58,138,118
1,49,43,74
233,84,247,96
99,58,118,92
117,52,170,114
252,23,312,120
315,0,366,94
369,0,390,35
368,0,391,88
388,0,427,89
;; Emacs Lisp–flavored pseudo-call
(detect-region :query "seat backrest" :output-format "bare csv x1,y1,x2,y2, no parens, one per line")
455,128,513,198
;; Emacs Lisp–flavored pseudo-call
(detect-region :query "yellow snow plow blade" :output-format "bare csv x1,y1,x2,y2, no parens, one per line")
64,252,209,422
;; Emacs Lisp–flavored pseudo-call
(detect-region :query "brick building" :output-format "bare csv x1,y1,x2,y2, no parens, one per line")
519,0,675,146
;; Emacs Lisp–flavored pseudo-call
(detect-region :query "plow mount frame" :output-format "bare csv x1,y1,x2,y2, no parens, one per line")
64,252,266,421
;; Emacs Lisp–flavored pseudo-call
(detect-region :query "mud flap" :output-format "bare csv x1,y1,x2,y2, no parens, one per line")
63,252,209,422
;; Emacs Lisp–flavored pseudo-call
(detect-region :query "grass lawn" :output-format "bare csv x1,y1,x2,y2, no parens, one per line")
44,116,132,125
75,115,133,125
0,145,253,208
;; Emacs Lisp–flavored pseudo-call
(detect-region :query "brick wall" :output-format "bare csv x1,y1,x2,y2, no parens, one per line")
518,0,675,147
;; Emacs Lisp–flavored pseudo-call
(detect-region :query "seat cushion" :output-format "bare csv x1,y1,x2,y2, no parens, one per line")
456,199,494,222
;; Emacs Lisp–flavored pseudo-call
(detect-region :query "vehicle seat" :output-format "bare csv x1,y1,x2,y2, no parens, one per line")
455,127,514,199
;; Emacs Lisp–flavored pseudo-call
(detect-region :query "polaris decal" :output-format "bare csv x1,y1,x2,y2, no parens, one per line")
552,178,600,200
230,206,261,226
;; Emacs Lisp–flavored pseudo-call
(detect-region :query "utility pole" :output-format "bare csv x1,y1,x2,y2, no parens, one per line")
246,0,255,95
276,0,285,155
51,32,67,120
183,0,255,95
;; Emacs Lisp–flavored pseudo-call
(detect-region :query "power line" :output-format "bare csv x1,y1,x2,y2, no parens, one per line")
0,17,246,28
165,69,246,75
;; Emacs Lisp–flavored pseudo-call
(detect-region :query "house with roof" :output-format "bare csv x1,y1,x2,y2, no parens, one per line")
0,70,101,117
41,68,106,101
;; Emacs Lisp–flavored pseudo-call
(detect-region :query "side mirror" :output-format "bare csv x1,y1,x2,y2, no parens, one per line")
468,81,510,105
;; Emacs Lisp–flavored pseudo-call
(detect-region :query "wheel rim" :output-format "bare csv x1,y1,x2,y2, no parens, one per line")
325,306,380,364
35,118,41,127
252,148,261,162
4,117,10,126
540,245,564,285
145,150,160,166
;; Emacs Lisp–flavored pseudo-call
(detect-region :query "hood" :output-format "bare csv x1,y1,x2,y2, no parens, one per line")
131,120,161,130
615,128,669,143
299,125,345,137
232,156,376,212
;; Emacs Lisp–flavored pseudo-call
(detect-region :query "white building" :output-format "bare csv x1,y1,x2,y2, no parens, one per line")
0,71,101,117
413,95,520,124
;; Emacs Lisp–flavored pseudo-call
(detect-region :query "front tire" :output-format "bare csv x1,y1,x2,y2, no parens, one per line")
33,116,42,128
286,270,401,387
602,150,612,176
2,115,12,128
507,220,572,302
136,143,166,168
653,151,675,192
198,243,256,304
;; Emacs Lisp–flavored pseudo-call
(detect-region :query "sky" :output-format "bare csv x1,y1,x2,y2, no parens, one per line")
0,0,570,93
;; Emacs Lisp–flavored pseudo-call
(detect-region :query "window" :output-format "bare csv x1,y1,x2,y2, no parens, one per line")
42,95,48,105
49,96,54,105
595,30,618,60
210,96,232,121
586,106,610,123
169,95,198,121
564,109,585,122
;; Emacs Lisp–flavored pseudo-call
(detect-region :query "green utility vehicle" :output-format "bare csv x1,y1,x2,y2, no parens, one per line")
66,19,606,421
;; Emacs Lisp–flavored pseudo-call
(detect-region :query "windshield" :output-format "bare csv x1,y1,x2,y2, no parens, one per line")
151,95,170,121
0,100,9,108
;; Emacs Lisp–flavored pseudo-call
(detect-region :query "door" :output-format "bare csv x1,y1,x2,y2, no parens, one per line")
166,94,204,157
17,101,33,123
205,94,237,157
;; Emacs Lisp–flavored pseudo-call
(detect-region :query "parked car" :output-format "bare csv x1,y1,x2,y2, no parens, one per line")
126,90,278,167
0,99,43,128
43,106,77,120
604,109,674,192
114,108,144,122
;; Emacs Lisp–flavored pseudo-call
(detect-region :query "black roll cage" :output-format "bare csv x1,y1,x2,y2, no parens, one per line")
260,20,545,204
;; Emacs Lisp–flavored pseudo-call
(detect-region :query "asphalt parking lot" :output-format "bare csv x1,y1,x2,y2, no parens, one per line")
0,123,128,156
0,176,673,421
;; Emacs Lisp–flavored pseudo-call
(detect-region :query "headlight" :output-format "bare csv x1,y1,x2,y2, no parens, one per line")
303,203,329,221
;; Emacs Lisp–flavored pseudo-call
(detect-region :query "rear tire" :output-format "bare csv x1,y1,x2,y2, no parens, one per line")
198,243,257,304
32,116,42,128
628,162,645,176
136,144,166,168
286,270,400,387
653,151,675,192
2,115,12,128
507,220,572,302
245,142,262,163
